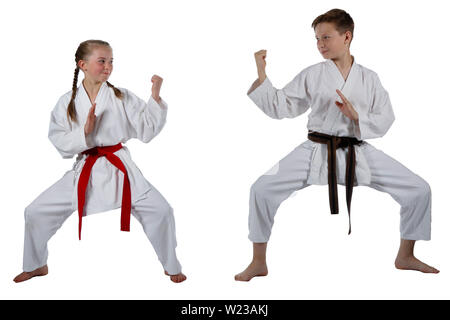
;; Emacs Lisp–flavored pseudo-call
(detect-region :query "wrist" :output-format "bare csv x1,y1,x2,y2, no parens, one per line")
258,71,266,84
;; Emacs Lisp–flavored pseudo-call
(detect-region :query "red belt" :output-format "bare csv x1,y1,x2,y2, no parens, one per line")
77,143,131,240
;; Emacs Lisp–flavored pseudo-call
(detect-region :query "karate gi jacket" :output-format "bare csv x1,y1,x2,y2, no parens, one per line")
48,81,167,215
248,58,395,186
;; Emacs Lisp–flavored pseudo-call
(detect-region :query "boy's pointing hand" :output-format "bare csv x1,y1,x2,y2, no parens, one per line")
335,89,359,121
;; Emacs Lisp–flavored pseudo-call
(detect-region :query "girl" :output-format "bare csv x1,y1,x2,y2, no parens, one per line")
14,40,186,283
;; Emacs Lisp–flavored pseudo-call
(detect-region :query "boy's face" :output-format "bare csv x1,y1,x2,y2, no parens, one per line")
314,22,351,60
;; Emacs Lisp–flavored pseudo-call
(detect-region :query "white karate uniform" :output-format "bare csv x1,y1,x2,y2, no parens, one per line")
22,81,182,275
247,58,431,242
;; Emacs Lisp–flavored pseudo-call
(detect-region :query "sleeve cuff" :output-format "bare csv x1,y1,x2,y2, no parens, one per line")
247,77,272,97
149,96,168,111
78,125,89,151
147,96,168,124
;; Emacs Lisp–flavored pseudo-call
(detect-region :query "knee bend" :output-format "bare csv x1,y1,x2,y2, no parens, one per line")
404,177,431,205
157,202,174,222
24,204,40,226
415,177,431,198
250,178,270,200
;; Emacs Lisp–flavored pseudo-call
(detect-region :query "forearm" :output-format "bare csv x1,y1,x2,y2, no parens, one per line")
49,125,89,158
258,68,267,85
353,109,395,140
152,93,161,103
247,77,309,119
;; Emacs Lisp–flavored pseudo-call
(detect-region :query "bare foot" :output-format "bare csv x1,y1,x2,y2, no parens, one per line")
164,271,187,283
235,261,268,281
395,256,439,274
13,265,48,283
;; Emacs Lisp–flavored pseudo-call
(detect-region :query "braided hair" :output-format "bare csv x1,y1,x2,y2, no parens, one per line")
67,40,123,123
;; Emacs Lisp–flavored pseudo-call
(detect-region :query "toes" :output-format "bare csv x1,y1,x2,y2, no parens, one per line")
426,266,440,274
169,273,187,283
13,272,31,283
396,257,440,274
418,262,439,274
174,276,185,283
234,273,250,282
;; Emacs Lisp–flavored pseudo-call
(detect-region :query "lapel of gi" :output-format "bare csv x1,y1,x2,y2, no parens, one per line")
79,81,107,114
321,57,358,135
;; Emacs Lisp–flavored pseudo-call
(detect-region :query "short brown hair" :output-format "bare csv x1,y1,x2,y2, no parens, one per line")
311,9,354,42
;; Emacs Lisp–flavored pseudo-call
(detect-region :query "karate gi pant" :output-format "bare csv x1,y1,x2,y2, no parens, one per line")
248,142,432,242
22,170,182,275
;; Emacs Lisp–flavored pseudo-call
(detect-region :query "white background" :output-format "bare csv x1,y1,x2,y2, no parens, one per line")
1,0,449,299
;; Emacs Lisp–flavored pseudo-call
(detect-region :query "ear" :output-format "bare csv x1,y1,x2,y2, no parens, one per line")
77,60,86,70
345,31,353,44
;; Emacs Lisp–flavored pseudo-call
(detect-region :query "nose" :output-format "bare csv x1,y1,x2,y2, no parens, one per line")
317,39,324,49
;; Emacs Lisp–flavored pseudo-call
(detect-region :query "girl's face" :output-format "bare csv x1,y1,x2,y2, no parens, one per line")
314,22,351,60
79,46,113,83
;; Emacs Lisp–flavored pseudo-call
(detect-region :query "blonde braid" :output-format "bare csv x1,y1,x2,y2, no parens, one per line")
67,66,80,123
106,81,123,100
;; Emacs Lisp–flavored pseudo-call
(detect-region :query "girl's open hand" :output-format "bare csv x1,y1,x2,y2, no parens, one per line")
84,103,96,136
151,75,163,102
335,89,359,121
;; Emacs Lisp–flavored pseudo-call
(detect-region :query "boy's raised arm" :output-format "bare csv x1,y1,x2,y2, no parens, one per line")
247,50,311,119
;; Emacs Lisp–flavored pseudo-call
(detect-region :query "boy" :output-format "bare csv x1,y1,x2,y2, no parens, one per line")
235,8,439,281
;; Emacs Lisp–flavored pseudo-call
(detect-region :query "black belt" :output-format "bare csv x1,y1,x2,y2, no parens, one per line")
307,131,363,234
